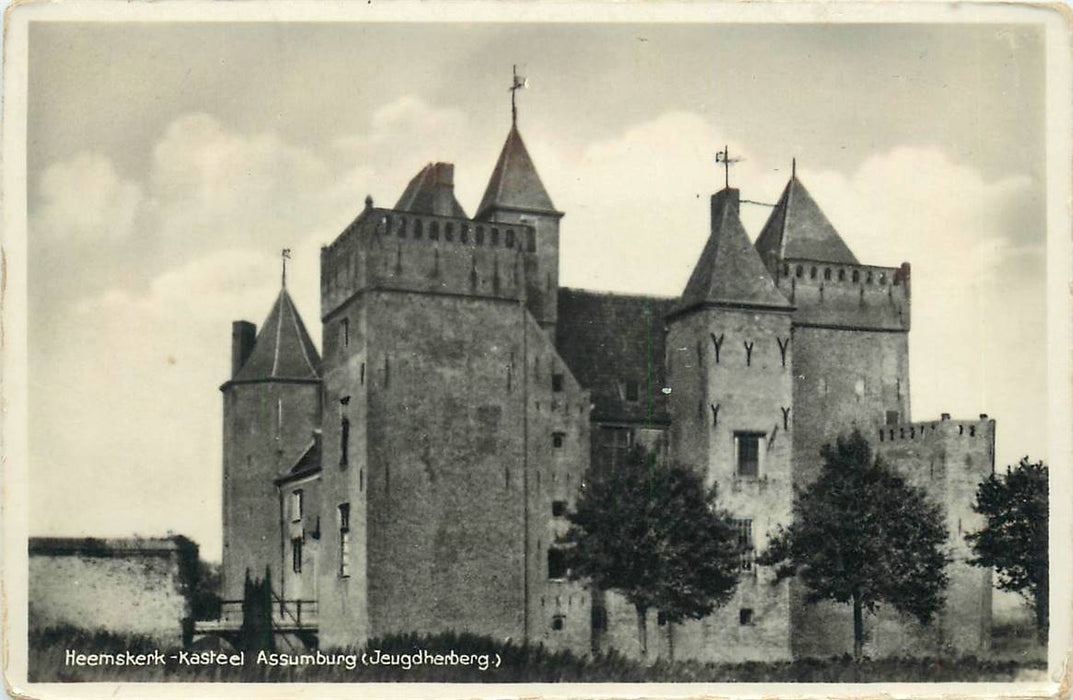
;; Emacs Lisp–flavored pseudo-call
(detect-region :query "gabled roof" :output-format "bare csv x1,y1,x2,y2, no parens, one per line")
476,126,558,219
556,289,674,425
676,188,793,313
394,162,468,219
754,175,859,265
276,434,322,483
233,289,321,382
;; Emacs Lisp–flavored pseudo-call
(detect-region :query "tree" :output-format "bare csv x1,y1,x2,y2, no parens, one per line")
562,445,741,659
966,457,1048,640
759,430,950,659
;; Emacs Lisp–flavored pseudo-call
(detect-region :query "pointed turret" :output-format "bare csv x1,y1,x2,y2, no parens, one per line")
232,289,321,382
755,174,858,266
476,125,559,219
395,162,468,219
676,188,793,314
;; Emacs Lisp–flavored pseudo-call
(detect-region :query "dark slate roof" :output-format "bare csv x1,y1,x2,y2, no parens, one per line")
276,434,322,483
233,289,321,382
754,175,859,265
394,162,468,219
677,189,792,313
556,288,674,425
476,126,558,218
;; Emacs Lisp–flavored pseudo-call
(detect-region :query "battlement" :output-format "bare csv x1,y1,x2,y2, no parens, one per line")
875,413,995,445
773,258,910,332
321,207,540,318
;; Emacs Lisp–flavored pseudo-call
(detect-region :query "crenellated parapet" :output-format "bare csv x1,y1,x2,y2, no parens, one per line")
773,259,911,332
875,413,994,447
321,207,539,319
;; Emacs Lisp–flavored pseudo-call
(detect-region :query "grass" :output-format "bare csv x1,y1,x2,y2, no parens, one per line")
29,625,1046,683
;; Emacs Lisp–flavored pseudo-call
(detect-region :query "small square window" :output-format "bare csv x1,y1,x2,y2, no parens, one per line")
552,432,565,448
551,615,564,631
735,432,763,478
740,608,754,625
552,500,567,517
886,410,900,425
551,373,564,392
547,548,567,580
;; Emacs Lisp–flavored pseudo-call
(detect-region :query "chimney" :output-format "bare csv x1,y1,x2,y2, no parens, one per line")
979,413,989,420
431,163,456,217
231,321,257,377
941,413,951,421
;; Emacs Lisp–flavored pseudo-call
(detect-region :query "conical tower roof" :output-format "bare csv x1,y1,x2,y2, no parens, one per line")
476,125,558,219
233,288,320,382
755,174,858,264
677,188,793,313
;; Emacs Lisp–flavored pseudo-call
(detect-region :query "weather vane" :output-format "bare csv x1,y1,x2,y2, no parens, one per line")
509,65,528,126
281,248,292,288
715,145,742,189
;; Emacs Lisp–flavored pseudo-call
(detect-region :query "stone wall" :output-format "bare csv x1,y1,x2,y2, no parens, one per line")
29,537,196,647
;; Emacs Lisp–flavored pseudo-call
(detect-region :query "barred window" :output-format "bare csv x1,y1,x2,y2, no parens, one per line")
339,503,351,578
731,518,754,571
734,432,764,478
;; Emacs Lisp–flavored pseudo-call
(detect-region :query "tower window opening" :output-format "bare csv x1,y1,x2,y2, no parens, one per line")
460,224,469,243
657,611,669,626
397,217,407,238
340,318,349,349
291,489,303,522
552,432,565,448
740,608,755,625
476,226,485,245
866,271,874,284
552,373,564,392
505,229,515,248
810,266,817,280
292,537,303,573
338,503,351,578
547,547,567,580
838,268,846,281
879,272,887,284
552,500,567,517
824,268,832,280
795,265,803,278
731,518,755,571
491,228,500,246
624,380,639,402
852,270,860,283
886,410,900,425
429,221,439,240
551,615,565,631
444,222,454,241
783,263,790,277
527,230,537,252
414,219,424,238
734,432,764,478
340,416,350,468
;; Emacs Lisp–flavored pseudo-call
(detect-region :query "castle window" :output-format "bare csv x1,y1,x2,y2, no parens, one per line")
731,518,755,571
397,217,407,237
444,222,454,241
592,606,608,632
824,267,832,280
552,373,564,392
340,416,350,468
551,615,565,631
292,537,303,574
740,608,755,625
734,432,764,478
505,229,515,248
852,269,860,283
476,226,485,245
552,500,567,517
527,230,537,252
624,380,640,402
783,263,790,277
460,224,469,243
657,611,669,626
795,265,803,278
338,503,351,578
291,489,303,522
838,268,846,281
340,318,349,349
547,547,567,580
491,228,500,246
879,273,887,284
360,362,365,386
414,219,424,238
810,266,817,279
430,221,440,240
866,271,873,284
886,410,900,425
552,432,565,448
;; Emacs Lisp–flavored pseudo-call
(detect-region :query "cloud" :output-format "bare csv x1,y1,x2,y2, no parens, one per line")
34,151,143,244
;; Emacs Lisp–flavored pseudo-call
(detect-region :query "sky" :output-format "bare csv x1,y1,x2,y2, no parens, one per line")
26,21,1048,561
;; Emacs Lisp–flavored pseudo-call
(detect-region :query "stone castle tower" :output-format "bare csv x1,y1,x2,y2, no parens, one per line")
219,118,995,660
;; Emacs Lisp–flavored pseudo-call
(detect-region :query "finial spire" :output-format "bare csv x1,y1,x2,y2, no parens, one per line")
281,248,292,288
715,145,742,190
792,158,796,178
509,65,528,127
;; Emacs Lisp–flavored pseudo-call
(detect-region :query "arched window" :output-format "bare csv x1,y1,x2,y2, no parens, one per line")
444,223,454,242
491,228,500,246
397,218,407,238
505,229,515,248
429,221,439,240
783,264,790,277
866,271,873,284
852,269,860,283
460,224,469,243
476,226,485,245
795,265,803,278
824,268,831,280
838,268,846,281
810,266,817,280
413,219,423,238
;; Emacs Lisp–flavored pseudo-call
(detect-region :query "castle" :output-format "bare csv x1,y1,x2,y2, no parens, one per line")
217,113,995,660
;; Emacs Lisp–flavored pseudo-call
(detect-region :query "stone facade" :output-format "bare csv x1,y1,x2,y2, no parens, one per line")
219,123,995,660
29,537,196,646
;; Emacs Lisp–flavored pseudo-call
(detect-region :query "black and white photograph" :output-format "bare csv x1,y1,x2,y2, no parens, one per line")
3,2,1071,696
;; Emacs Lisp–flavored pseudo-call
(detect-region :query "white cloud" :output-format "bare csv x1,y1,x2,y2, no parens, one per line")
34,151,143,244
